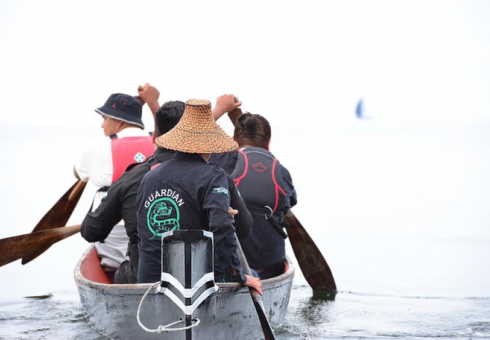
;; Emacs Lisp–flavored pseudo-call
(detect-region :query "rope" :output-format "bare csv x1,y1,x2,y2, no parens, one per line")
136,282,201,334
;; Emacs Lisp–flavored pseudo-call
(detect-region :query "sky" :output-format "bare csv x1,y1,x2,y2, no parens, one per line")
0,0,489,135
0,0,489,299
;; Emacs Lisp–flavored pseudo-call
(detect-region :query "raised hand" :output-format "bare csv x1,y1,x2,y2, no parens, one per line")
213,94,242,121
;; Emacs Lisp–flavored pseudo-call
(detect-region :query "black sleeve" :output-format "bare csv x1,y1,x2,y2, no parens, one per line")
203,171,245,283
281,165,297,210
81,177,124,242
225,174,253,240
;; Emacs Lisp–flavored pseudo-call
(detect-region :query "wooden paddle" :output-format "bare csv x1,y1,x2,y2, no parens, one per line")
21,180,87,265
235,237,276,340
228,99,337,292
284,210,337,292
0,225,82,267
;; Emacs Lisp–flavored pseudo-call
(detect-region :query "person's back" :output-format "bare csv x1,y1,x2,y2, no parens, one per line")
136,99,261,293
230,113,297,279
137,151,237,282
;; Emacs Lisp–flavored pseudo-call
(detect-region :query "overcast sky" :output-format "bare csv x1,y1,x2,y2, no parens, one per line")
0,1,489,298
0,0,489,134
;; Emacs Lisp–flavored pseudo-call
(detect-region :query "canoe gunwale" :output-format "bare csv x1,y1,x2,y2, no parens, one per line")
74,244,295,292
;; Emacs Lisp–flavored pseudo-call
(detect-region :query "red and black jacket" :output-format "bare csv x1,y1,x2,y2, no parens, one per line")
231,147,295,271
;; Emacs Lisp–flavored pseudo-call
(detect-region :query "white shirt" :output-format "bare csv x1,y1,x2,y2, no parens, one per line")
75,127,151,189
75,127,151,269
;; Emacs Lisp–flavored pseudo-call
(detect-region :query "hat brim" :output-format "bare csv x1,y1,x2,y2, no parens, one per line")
95,108,145,129
156,126,238,154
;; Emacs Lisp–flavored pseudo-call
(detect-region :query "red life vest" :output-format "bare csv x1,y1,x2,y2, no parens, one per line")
110,135,154,183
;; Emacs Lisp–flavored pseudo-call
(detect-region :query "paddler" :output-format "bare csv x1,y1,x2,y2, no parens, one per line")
81,85,253,283
136,99,261,293
74,92,154,271
211,108,297,279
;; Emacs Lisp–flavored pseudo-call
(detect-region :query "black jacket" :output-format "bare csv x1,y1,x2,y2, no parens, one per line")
81,148,175,275
136,152,247,283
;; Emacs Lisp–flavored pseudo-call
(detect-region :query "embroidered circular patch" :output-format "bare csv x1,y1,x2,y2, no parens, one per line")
147,197,181,238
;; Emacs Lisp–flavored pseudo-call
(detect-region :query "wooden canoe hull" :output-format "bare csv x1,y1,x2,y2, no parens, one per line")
74,246,294,339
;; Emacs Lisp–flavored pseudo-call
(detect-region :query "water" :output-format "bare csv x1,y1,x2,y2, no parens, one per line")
0,292,101,340
279,287,490,339
0,122,489,339
1,288,489,339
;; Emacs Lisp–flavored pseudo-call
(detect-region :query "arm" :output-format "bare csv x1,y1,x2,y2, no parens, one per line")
81,177,124,242
73,167,81,180
74,140,112,188
227,107,243,127
74,145,93,183
203,172,245,282
212,94,242,122
281,166,297,210
138,83,160,118
203,173,259,290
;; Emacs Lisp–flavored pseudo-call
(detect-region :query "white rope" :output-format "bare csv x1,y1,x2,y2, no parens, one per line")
136,282,201,334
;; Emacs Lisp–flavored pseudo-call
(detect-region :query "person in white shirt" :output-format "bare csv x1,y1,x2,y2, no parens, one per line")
75,93,154,270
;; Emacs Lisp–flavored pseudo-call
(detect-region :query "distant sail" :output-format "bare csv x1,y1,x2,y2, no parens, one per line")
355,99,364,118
355,99,371,119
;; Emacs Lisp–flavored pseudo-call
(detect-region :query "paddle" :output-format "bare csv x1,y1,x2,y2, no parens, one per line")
0,225,82,267
284,210,337,292
228,100,337,292
236,236,276,340
21,180,87,265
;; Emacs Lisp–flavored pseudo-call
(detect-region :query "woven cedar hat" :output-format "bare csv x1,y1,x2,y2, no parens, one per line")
156,99,238,153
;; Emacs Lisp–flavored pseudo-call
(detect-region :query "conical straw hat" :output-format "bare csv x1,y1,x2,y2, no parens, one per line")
156,99,238,153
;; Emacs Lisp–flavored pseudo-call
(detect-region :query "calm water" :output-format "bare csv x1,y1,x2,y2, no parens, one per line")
0,287,489,339
0,121,489,339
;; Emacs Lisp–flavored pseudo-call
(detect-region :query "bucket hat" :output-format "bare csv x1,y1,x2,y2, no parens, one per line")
156,99,238,153
95,93,144,129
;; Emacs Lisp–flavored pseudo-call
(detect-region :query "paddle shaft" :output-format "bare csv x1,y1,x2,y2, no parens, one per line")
68,180,86,202
236,237,276,340
0,225,81,267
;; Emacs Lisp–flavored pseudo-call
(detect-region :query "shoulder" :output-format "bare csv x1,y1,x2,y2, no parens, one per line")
74,136,112,179
208,161,226,174
211,150,238,161
279,162,293,178
124,161,151,181
204,162,229,186
209,151,238,174
78,136,112,158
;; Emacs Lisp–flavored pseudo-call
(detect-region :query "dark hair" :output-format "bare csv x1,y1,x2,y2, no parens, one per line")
155,101,185,137
234,113,271,149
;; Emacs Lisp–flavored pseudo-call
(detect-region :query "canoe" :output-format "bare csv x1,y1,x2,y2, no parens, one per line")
74,243,295,339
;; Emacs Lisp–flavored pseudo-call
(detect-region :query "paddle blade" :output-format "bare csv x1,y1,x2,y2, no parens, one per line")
22,180,86,265
0,225,81,267
284,211,337,292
